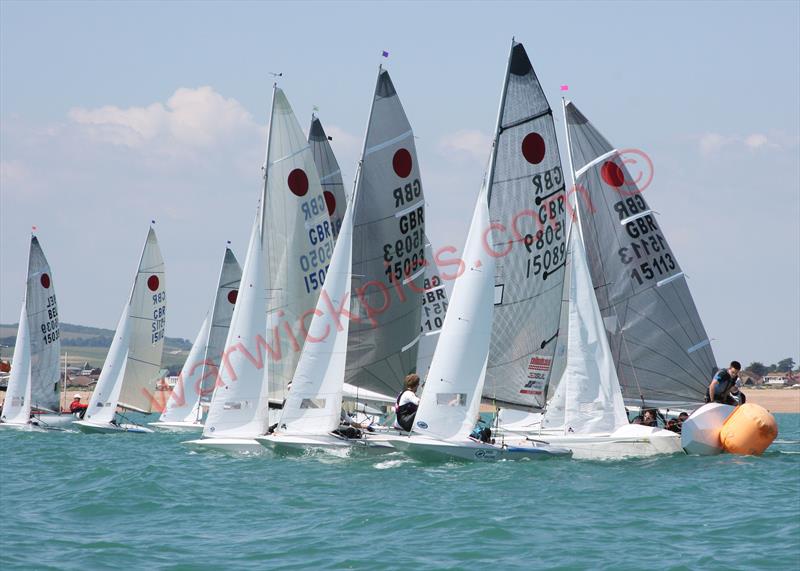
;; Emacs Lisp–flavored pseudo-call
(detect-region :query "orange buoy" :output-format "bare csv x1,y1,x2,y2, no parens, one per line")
720,403,778,455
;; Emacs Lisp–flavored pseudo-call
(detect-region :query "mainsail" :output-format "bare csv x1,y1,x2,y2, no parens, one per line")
27,236,61,412
565,101,715,408
309,115,348,241
345,67,424,397
85,227,166,421
484,42,567,410
159,247,241,423
264,89,336,403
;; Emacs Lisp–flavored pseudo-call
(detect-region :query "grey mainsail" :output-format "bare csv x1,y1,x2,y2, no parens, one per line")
565,100,715,408
27,236,61,412
309,116,348,242
345,67,424,396
484,42,568,410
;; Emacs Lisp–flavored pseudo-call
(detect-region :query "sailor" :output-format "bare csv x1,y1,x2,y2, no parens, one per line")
729,380,747,406
69,394,88,418
707,361,741,405
469,415,492,443
642,409,658,427
393,374,420,432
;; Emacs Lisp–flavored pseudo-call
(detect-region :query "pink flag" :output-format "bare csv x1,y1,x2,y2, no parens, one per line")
560,85,569,91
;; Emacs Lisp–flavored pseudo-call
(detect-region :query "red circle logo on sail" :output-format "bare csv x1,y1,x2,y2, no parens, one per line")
147,275,160,291
227,290,238,304
323,191,336,215
601,161,626,188
393,149,413,178
521,133,546,165
40,273,51,289
287,169,309,197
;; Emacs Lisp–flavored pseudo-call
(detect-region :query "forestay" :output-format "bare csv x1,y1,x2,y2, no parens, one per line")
565,101,715,408
309,116,348,242
542,227,628,433
345,68,424,397
277,187,355,434
159,248,241,423
413,187,495,441
485,42,567,410
27,237,61,412
264,89,335,404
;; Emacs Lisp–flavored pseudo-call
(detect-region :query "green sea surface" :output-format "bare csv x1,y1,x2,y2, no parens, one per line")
1,414,798,570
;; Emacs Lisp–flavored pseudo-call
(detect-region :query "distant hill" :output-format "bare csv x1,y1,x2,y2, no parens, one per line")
0,322,191,351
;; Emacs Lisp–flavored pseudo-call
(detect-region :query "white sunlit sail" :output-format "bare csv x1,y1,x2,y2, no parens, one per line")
344,67,425,399
151,247,241,431
0,305,33,427
74,227,166,434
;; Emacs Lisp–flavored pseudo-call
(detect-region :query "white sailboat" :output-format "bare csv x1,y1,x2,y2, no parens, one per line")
256,180,389,452
150,247,241,432
74,227,166,434
390,42,572,461
1,235,65,430
185,86,334,453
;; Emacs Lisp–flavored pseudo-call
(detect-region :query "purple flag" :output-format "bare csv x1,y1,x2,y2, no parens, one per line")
382,50,389,58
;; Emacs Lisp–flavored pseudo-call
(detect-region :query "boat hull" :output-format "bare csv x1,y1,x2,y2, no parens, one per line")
149,421,204,433
256,432,394,455
390,435,572,462
534,425,683,460
181,437,264,454
32,413,77,428
73,420,153,434
681,403,736,455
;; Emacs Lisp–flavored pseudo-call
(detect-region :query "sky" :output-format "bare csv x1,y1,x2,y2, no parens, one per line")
1,0,798,367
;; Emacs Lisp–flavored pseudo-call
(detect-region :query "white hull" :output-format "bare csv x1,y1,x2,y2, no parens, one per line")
181,437,264,455
0,421,46,432
681,403,736,455
390,434,572,462
149,420,204,433
256,432,394,455
530,425,683,460
73,420,153,434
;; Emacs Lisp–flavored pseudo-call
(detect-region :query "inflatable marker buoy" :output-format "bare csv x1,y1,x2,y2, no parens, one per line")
720,403,778,456
681,403,736,455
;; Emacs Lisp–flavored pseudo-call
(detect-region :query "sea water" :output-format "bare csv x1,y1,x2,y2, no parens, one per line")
1,414,798,570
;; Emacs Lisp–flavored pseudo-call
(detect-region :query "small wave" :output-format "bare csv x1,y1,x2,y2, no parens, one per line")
373,458,415,470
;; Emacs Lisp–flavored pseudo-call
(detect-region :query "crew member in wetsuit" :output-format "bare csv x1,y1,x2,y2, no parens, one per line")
394,374,420,432
707,361,741,405
69,394,88,418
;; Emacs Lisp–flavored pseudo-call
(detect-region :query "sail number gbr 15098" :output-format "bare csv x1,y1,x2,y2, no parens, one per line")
384,179,425,284
41,294,60,344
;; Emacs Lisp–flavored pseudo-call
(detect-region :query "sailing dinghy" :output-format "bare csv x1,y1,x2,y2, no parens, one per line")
74,227,166,434
390,42,572,461
1,236,65,430
150,247,241,432
184,86,334,453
